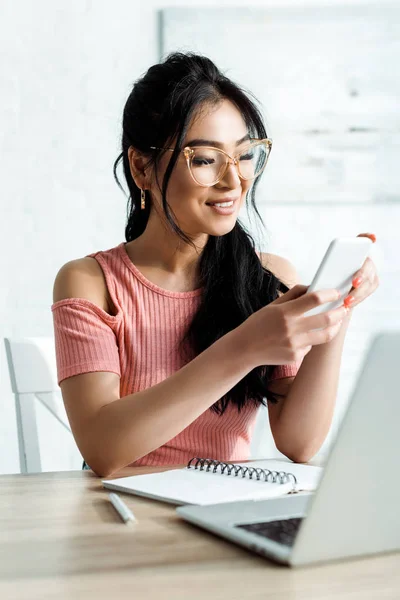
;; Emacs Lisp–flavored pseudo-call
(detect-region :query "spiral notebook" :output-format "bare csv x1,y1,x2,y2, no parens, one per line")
102,457,323,506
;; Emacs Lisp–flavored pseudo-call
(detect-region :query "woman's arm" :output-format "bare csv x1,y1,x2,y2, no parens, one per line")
270,309,351,462
261,253,351,463
55,260,256,478
74,331,252,477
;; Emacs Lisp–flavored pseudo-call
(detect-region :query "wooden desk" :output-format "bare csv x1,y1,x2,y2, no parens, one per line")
0,467,399,599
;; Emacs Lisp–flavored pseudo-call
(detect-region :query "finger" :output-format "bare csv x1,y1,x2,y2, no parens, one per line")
345,258,378,308
311,321,343,345
298,305,348,333
301,318,344,347
344,276,378,309
284,288,341,316
272,284,309,305
351,257,375,289
357,232,376,243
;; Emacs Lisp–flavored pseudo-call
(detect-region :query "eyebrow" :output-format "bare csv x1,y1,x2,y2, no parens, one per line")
185,134,251,148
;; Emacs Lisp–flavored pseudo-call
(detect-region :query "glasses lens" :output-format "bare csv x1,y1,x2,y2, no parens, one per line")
238,142,270,180
189,148,226,186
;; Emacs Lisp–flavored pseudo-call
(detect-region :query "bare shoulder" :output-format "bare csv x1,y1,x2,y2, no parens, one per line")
53,256,110,313
259,252,300,289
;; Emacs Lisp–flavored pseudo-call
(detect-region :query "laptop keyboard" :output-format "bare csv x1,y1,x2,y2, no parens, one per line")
236,517,303,547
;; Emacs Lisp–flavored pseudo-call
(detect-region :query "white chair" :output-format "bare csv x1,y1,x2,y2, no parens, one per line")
4,337,83,473
250,404,288,460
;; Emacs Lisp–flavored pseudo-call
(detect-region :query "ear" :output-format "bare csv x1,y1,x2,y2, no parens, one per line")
127,146,150,190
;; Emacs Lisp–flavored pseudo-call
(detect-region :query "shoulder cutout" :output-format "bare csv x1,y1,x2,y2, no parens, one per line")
259,252,300,289
53,256,112,314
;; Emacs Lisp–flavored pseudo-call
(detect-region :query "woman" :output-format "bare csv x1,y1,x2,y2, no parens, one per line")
51,52,378,477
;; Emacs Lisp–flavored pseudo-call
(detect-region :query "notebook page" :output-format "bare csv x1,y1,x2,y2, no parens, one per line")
235,459,323,491
103,468,294,506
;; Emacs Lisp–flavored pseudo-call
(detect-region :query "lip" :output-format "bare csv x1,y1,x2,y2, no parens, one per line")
205,196,240,216
205,196,240,206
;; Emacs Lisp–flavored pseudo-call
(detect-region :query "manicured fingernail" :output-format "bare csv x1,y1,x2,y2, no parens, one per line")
352,277,363,288
344,296,355,308
370,234,376,243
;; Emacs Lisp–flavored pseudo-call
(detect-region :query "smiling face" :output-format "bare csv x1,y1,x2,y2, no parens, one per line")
147,99,254,240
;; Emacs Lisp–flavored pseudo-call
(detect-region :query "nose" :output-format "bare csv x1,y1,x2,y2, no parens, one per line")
218,159,241,188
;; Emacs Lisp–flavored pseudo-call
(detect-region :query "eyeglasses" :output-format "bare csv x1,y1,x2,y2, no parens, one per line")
150,138,272,187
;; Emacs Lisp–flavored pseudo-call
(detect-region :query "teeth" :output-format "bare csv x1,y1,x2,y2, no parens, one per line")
210,201,234,208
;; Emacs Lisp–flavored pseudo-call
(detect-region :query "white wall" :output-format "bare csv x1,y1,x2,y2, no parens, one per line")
1,0,398,473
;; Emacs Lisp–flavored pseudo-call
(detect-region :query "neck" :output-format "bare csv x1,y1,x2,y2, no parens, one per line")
126,211,208,279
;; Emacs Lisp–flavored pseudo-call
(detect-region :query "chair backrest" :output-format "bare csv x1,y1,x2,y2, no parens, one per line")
4,337,83,473
250,404,288,460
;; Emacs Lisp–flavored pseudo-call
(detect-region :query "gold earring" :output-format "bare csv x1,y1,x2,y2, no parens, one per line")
141,188,145,210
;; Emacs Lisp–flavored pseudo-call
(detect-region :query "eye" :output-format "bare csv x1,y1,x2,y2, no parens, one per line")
192,156,216,167
239,151,254,161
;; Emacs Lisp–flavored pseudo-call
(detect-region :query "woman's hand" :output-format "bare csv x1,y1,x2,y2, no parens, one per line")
342,233,379,310
239,232,380,369
238,285,348,369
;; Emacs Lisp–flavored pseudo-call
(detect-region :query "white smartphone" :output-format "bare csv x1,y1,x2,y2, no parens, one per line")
303,237,373,318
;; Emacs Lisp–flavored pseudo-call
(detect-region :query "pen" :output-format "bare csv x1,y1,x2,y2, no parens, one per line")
108,492,137,525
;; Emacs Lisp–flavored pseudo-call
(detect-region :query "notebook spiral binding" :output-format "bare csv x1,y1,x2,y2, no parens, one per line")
187,457,298,491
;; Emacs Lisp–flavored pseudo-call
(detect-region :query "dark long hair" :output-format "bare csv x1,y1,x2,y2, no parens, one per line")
113,52,290,414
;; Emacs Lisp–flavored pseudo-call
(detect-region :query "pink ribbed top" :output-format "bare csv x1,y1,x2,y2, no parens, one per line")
51,242,301,467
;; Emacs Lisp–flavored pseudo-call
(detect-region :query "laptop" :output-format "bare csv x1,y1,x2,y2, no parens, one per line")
176,332,400,567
